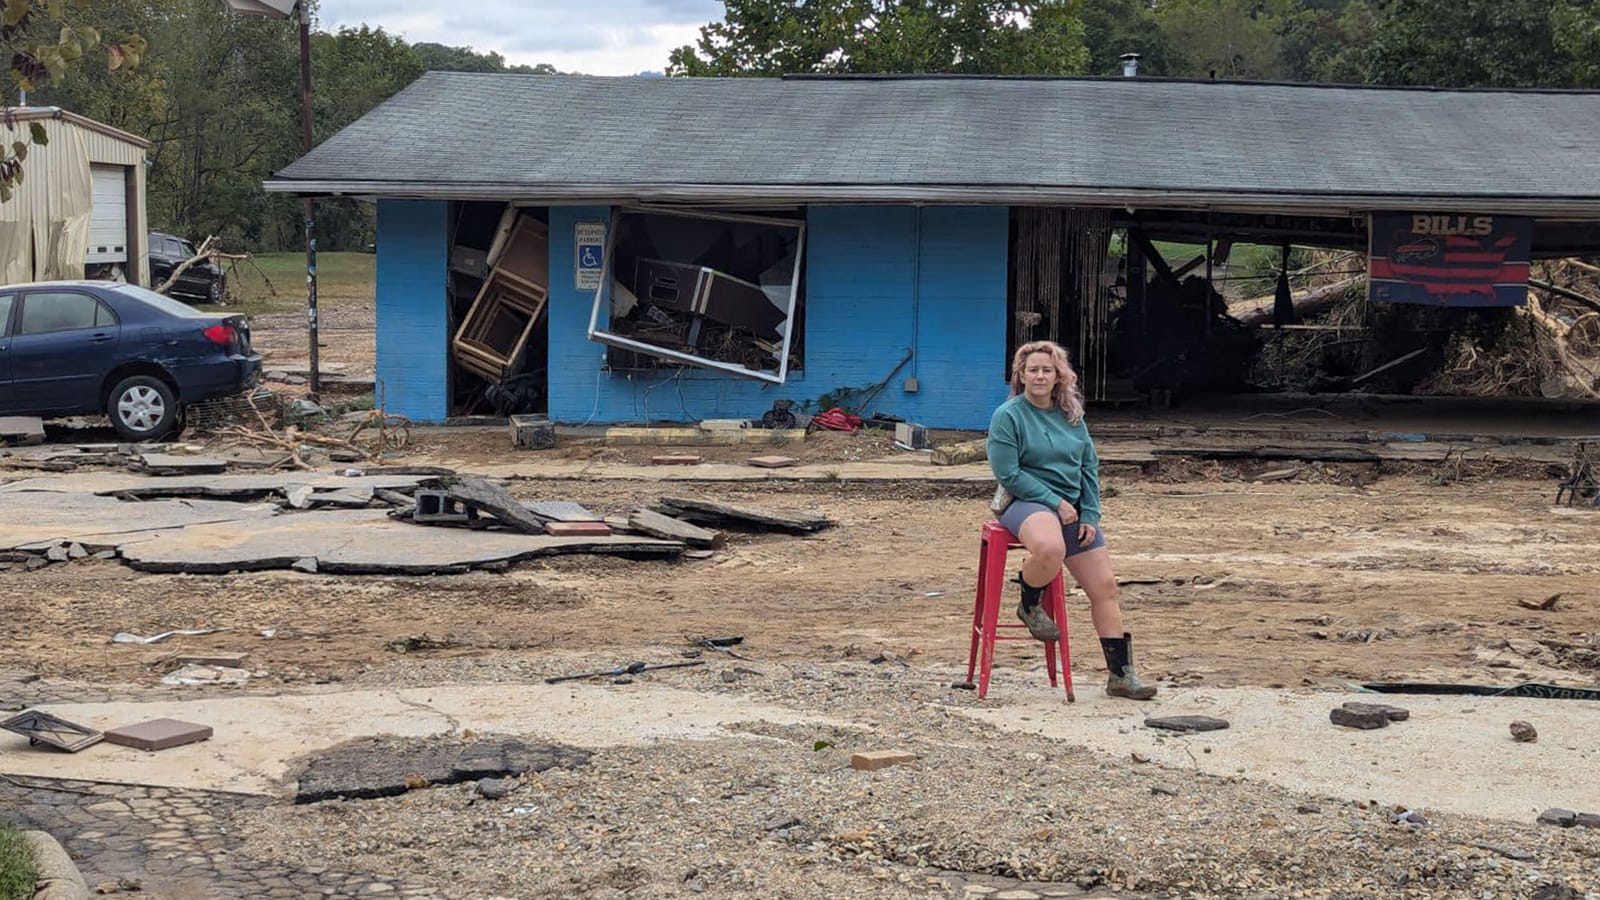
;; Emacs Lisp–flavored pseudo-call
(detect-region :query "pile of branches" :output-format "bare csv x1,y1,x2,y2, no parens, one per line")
1417,259,1600,399
216,396,412,470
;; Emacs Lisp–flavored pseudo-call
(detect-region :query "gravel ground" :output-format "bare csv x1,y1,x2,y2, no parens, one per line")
226,655,1600,899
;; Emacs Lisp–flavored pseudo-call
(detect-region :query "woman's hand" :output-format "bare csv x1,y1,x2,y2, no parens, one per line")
1056,500,1078,525
1077,523,1098,547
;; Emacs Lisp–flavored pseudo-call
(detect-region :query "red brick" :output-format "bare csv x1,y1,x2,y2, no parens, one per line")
850,750,917,771
544,522,613,537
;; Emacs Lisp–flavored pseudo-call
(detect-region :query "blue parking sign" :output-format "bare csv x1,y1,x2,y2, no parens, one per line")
575,221,605,290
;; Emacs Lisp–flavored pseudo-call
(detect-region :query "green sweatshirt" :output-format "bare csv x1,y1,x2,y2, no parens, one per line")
986,395,1103,526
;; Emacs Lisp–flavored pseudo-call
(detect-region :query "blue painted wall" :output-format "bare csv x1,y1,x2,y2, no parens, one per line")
374,199,449,421
372,201,1010,427
546,204,1010,429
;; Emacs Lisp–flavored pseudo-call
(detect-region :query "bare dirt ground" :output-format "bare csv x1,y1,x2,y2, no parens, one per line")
6,314,1600,898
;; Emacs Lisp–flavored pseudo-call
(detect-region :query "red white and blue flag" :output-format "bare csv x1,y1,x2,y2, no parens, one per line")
1368,213,1531,307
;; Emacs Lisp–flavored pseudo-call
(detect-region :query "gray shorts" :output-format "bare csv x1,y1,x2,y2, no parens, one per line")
997,501,1107,556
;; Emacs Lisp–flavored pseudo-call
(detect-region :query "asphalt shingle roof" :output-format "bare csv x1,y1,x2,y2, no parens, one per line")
268,72,1600,211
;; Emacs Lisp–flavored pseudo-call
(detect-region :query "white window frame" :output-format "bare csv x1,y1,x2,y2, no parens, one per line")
585,205,805,384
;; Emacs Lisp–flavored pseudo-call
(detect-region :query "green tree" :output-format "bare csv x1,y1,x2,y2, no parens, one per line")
1081,0,1176,76
1278,0,1374,82
1,0,147,201
1363,0,1593,87
668,0,1091,76
1153,0,1295,80
412,41,560,74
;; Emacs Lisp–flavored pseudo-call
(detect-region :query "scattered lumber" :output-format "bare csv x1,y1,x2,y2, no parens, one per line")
1233,277,1362,328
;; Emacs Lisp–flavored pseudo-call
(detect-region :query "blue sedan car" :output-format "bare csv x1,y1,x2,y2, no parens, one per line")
0,281,261,441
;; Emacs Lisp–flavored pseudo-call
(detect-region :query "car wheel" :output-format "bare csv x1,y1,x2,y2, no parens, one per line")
108,375,179,442
207,274,224,304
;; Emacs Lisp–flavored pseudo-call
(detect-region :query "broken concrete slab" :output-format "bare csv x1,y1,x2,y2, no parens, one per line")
0,684,852,795
1330,706,1390,729
657,496,831,534
103,718,213,751
1145,715,1231,733
0,492,279,552
525,502,602,523
1340,701,1410,722
135,454,229,476
628,508,724,549
294,736,592,804
0,416,46,446
544,522,613,538
747,455,799,469
651,455,703,466
438,476,548,534
115,509,683,575
0,472,429,500
304,487,375,508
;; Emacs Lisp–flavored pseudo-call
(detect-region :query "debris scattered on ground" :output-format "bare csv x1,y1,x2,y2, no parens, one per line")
133,453,229,476
746,455,799,469
1518,593,1564,611
849,750,917,771
0,709,103,752
1510,720,1539,743
1340,701,1410,722
160,664,253,687
931,438,987,466
509,415,555,450
651,454,703,466
1330,705,1391,729
111,627,228,645
1144,715,1230,733
0,415,47,446
543,660,705,685
103,718,214,751
384,635,462,654
628,508,724,549
294,735,590,804
654,496,831,534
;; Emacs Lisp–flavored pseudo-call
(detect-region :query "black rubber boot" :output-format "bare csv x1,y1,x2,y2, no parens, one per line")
1100,633,1157,700
1013,572,1059,642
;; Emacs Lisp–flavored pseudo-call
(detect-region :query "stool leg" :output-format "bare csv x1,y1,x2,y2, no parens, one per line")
966,537,988,684
1043,569,1060,688
1049,576,1075,703
977,538,1008,700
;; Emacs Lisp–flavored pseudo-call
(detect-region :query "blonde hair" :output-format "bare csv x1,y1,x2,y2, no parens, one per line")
1009,340,1086,423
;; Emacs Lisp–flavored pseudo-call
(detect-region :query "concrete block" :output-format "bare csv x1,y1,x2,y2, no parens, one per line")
510,415,556,450
747,455,798,469
103,718,213,751
850,750,917,771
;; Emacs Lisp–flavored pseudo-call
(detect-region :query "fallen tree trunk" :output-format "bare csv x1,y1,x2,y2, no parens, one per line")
1531,278,1600,316
1233,277,1363,327
154,236,219,296
1525,295,1600,400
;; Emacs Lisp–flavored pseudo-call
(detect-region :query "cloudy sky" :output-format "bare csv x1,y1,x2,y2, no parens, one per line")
316,0,726,76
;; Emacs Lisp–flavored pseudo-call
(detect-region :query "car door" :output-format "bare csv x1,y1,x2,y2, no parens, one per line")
0,292,15,413
6,289,122,413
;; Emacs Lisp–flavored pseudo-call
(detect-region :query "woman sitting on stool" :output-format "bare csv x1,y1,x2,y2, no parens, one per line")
987,340,1157,701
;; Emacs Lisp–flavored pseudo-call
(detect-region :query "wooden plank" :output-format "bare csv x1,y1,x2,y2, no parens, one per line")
931,439,987,467
657,496,831,534
444,477,548,534
627,508,725,549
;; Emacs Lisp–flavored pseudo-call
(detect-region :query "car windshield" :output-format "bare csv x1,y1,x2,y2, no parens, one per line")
110,283,213,318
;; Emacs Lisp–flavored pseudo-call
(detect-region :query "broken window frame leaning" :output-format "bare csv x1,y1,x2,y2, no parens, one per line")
585,205,806,385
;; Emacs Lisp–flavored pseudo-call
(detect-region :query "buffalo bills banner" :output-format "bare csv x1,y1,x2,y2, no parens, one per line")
1368,213,1532,307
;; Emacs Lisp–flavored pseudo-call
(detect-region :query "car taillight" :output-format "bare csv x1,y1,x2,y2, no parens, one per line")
203,325,236,346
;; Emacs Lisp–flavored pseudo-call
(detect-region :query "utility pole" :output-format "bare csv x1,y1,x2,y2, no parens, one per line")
221,0,319,395
298,7,319,395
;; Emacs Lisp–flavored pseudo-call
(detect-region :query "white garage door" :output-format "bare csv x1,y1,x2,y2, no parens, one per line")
88,164,128,265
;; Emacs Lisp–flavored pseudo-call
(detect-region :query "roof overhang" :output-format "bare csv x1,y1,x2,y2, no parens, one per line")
261,179,1600,220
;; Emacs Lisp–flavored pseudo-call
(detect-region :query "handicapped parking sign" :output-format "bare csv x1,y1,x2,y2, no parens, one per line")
574,221,606,291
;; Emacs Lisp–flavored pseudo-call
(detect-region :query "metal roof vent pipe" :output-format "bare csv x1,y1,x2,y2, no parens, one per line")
1120,53,1141,78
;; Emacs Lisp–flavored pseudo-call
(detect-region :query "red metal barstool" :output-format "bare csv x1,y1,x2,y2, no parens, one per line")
965,520,1074,701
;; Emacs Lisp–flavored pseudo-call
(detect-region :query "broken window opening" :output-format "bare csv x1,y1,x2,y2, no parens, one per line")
588,206,805,384
447,202,550,418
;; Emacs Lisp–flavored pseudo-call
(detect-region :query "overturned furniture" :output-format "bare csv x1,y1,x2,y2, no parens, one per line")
453,215,549,384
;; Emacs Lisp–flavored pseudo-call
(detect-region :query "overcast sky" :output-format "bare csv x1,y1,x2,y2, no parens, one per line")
316,0,725,76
